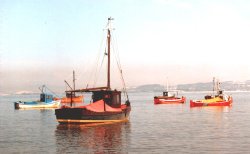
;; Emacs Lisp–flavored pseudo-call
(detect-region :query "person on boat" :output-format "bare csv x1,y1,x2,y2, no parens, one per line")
223,94,229,101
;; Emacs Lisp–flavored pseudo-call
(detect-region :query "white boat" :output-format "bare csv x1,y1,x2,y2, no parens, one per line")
14,85,61,109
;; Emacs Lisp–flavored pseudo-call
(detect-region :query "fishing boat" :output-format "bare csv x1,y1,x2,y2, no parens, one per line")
154,91,186,104
54,94,83,104
60,95,83,104
190,78,233,107
14,85,61,109
55,17,131,124
54,71,84,104
154,79,185,104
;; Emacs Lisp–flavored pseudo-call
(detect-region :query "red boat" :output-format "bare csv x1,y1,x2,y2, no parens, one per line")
190,78,233,107
54,95,83,104
60,95,83,103
154,91,186,104
53,71,84,104
190,96,232,107
55,18,131,124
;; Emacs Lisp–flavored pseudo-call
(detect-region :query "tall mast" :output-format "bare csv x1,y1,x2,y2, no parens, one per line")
107,17,113,90
107,28,111,90
73,70,76,91
213,77,215,96
166,77,169,91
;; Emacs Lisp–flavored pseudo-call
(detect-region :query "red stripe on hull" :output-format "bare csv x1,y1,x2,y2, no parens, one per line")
190,99,233,107
154,97,186,104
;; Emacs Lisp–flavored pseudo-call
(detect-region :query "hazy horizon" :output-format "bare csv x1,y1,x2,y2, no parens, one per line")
1,0,250,93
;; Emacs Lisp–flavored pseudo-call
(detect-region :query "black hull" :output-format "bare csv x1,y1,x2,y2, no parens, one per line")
55,106,131,124
14,102,20,109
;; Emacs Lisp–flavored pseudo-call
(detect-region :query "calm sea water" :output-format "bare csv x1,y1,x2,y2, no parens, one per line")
1,91,250,153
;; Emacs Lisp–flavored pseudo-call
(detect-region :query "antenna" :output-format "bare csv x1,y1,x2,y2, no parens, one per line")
108,17,114,21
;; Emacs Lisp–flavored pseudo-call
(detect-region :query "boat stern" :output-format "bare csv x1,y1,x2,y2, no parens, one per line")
154,97,160,104
14,102,21,109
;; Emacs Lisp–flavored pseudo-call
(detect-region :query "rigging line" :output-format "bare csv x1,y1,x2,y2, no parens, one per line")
43,85,60,98
111,61,127,100
111,31,122,69
120,71,129,100
64,71,74,83
88,50,101,88
64,82,68,92
76,65,88,88
77,34,104,88
112,31,125,81
111,32,129,101
111,32,121,70
92,55,102,87
86,30,106,88
93,50,107,87
93,28,109,87
112,33,124,87
64,71,77,91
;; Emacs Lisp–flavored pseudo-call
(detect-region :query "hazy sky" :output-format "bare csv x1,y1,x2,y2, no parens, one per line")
1,0,250,93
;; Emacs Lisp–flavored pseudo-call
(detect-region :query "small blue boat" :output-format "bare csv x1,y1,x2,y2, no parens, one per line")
14,86,61,109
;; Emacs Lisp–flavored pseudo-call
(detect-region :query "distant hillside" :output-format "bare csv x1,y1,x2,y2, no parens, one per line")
177,82,214,91
130,81,250,92
129,84,165,92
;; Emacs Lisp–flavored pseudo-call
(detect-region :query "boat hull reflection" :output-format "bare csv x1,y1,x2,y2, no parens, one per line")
55,122,131,153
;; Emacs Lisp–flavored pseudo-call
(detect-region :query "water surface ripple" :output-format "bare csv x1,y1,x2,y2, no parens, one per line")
1,92,250,153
